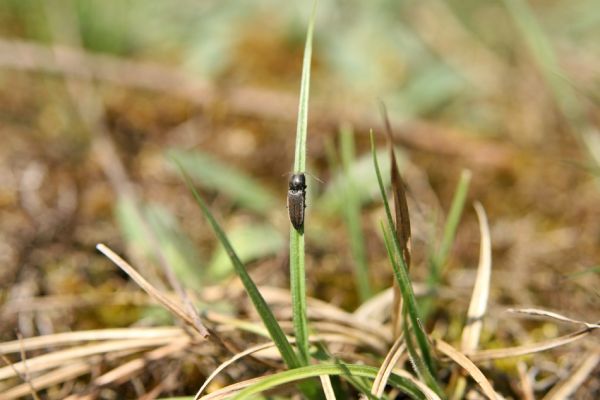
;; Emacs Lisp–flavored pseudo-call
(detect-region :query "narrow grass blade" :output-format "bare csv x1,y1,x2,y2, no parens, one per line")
292,2,317,173
543,352,600,400
371,132,443,397
289,0,318,366
381,103,412,271
229,364,425,400
371,335,406,397
174,163,301,370
432,169,471,281
382,224,431,389
423,169,471,319
381,103,412,338
506,308,600,329
320,375,337,400
340,127,372,301
466,326,598,362
454,202,492,400
435,339,498,400
461,202,492,352
96,243,207,337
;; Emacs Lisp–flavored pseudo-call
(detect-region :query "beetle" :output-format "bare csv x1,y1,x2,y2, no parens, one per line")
287,173,306,231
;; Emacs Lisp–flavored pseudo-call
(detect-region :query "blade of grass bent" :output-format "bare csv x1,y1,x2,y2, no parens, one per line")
230,364,425,400
174,163,301,370
289,0,318,366
461,202,492,352
370,132,443,397
454,202,492,400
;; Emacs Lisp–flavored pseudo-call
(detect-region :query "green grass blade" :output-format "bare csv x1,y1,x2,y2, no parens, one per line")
423,169,471,322
231,363,425,400
432,169,472,282
370,131,444,397
173,161,301,370
289,226,309,365
340,127,372,301
381,223,444,397
293,1,317,173
289,0,318,366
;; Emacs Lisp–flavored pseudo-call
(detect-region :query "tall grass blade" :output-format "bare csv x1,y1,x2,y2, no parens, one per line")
340,127,372,301
371,132,444,397
381,103,412,338
422,169,471,320
173,162,301,370
289,0,318,366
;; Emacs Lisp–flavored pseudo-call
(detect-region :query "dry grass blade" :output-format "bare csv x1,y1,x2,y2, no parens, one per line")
1,359,91,400
381,102,412,339
467,326,596,362
380,103,412,270
435,339,498,399
320,375,336,400
93,337,190,387
96,243,207,337
461,202,492,352
371,335,406,397
517,362,535,400
542,351,600,400
391,369,442,400
0,337,174,380
0,354,41,400
507,308,600,329
0,327,183,354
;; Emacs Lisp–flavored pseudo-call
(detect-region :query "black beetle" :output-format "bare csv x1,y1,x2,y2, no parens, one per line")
287,173,306,230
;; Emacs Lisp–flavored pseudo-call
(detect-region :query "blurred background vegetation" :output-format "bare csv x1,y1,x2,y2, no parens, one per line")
0,0,599,398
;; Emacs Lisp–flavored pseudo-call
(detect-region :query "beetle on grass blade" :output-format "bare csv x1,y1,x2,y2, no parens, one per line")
287,173,306,231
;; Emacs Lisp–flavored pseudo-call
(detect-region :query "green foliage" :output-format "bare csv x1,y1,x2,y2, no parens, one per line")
174,162,302,371
288,0,317,366
371,132,444,397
